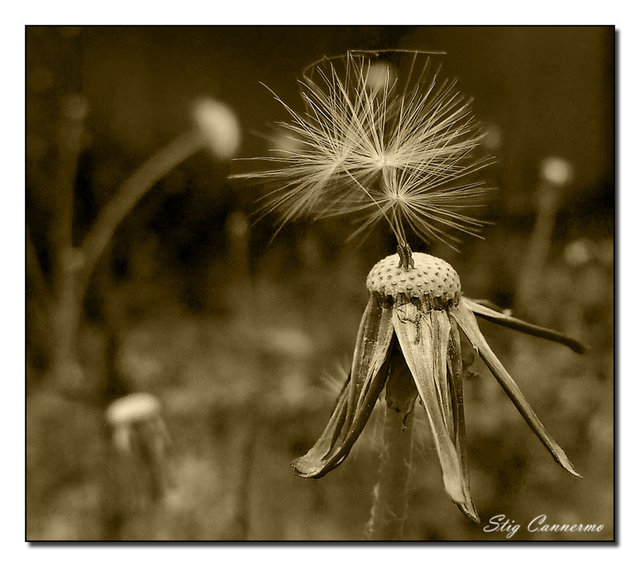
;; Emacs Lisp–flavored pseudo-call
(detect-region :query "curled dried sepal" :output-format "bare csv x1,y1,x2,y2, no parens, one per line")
463,297,587,354
291,376,350,476
447,322,480,523
294,252,583,526
392,304,466,505
292,295,394,478
451,303,582,478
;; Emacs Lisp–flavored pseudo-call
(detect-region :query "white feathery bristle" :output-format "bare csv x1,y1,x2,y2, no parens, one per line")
234,51,492,249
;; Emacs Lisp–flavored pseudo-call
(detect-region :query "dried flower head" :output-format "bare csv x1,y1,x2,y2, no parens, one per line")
233,50,492,250
294,253,584,522
234,50,585,526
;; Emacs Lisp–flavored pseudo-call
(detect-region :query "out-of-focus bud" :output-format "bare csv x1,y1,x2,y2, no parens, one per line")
192,97,241,160
62,93,89,122
226,210,250,243
106,393,164,454
564,238,594,268
482,122,503,152
58,93,89,156
366,61,397,93
540,156,573,186
537,156,573,214
262,326,314,360
272,126,303,154
106,392,171,501
106,392,161,428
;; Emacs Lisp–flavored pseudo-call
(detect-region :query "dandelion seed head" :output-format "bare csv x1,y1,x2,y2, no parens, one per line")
233,50,493,249
366,252,461,306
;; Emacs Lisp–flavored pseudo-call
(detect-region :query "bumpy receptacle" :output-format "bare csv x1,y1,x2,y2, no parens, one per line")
366,253,461,309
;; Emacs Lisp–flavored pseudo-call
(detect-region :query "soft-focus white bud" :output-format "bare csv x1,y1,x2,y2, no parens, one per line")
365,61,397,93
482,122,502,152
105,393,172,497
540,156,573,186
62,93,89,122
272,127,303,154
564,238,593,267
192,97,241,160
262,326,314,359
106,392,161,426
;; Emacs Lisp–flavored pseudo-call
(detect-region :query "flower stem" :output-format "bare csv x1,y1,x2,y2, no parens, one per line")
78,130,203,295
49,95,88,388
396,240,415,270
48,130,203,389
366,405,414,540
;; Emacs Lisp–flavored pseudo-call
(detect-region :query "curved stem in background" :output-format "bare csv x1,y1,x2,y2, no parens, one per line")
77,130,203,296
47,129,203,388
514,172,566,319
48,94,88,385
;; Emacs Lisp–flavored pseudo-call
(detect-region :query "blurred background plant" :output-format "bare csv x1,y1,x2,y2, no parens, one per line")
26,26,613,541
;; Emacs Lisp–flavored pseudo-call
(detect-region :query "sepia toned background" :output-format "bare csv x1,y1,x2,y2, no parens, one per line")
26,26,614,541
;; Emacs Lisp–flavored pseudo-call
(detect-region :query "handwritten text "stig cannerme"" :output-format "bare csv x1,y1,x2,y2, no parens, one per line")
483,514,605,539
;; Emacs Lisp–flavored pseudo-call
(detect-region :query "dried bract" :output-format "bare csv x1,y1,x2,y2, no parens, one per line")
293,253,584,522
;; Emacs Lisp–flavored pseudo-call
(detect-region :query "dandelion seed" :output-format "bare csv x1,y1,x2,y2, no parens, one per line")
232,50,492,251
